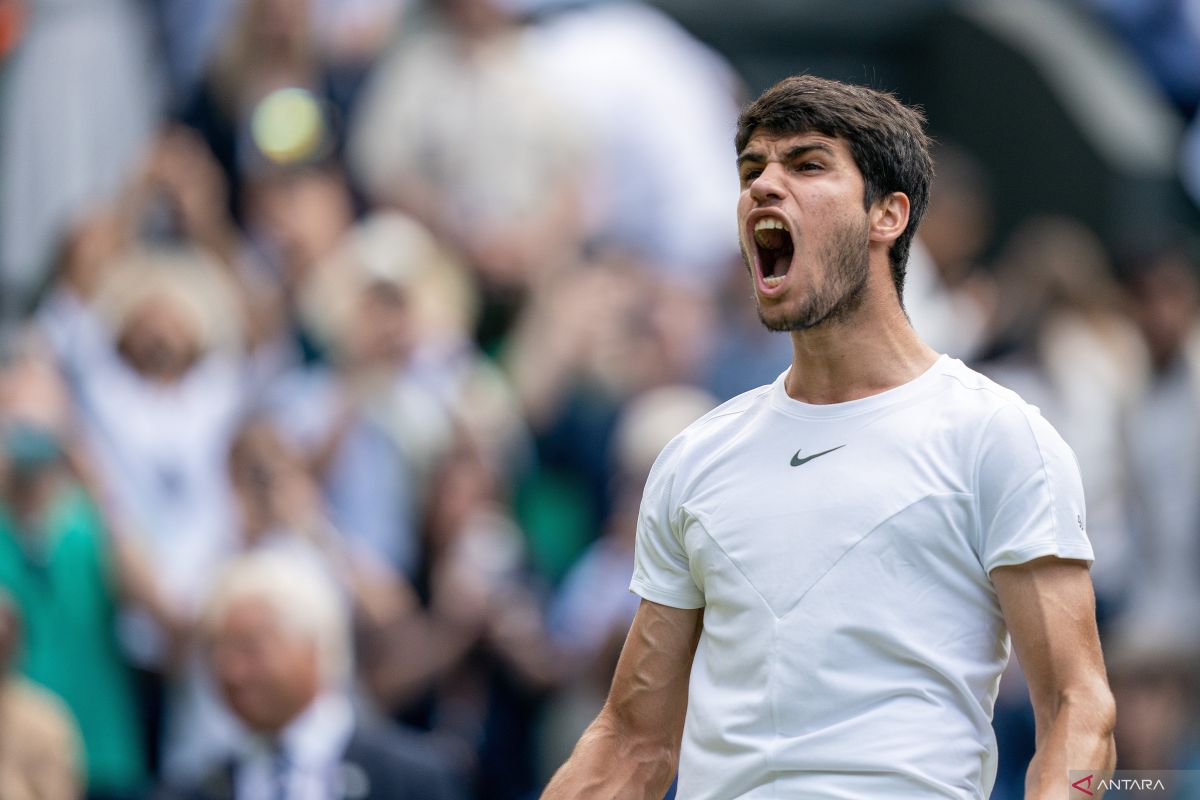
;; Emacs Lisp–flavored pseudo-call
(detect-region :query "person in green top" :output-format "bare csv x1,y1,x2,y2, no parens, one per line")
0,419,148,800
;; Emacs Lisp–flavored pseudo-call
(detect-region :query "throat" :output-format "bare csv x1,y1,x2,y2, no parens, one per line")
758,238,794,279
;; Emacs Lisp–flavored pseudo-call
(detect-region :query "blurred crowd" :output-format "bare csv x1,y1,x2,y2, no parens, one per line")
0,0,1199,798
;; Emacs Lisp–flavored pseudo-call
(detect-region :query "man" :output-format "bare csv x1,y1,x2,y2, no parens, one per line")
171,551,464,800
1124,244,1200,620
0,372,151,800
542,75,1116,799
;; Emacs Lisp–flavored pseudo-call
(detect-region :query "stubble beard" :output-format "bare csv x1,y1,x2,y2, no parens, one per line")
748,219,871,333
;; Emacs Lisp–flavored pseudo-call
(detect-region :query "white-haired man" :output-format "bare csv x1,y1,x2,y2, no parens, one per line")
166,551,465,800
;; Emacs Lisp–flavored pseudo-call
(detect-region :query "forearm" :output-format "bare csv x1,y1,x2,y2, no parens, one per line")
542,707,677,800
365,615,478,709
1026,686,1117,799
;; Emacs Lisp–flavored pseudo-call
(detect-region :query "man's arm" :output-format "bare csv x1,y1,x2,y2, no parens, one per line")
542,599,702,800
993,557,1117,798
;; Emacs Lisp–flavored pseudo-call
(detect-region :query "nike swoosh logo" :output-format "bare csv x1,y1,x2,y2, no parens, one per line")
790,445,845,467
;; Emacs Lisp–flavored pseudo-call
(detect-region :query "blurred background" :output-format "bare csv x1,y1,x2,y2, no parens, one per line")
1,0,1199,797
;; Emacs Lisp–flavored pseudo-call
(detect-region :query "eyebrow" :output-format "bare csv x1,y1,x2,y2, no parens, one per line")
736,142,835,169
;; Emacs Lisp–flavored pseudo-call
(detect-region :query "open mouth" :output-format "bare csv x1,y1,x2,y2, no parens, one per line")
753,217,794,289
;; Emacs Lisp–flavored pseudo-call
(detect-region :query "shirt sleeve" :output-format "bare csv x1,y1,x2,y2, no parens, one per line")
976,402,1094,574
629,436,705,609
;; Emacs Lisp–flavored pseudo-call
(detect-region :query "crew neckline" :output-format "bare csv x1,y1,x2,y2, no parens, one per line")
769,354,952,420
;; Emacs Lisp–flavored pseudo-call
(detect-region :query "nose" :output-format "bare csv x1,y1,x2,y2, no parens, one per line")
748,162,785,204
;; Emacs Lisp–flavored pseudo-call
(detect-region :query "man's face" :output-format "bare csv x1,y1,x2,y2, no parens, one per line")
736,131,872,331
118,296,202,382
348,282,413,366
211,597,321,734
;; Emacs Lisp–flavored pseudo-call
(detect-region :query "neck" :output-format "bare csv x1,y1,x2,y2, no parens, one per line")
783,281,939,404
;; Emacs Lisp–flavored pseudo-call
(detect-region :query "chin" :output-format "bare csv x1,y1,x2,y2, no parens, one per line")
756,305,795,333
754,293,797,329
228,698,275,732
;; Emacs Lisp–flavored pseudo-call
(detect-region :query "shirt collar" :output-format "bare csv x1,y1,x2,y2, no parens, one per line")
246,692,356,770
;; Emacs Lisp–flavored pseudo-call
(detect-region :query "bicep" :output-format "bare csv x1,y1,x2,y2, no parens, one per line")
604,599,702,741
992,557,1108,718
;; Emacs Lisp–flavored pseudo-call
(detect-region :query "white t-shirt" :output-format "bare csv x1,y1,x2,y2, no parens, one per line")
630,355,1093,799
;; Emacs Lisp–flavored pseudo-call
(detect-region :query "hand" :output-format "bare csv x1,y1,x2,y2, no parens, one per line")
147,127,236,256
430,557,492,637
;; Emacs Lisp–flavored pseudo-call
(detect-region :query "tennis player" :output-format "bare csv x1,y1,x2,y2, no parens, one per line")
542,75,1116,799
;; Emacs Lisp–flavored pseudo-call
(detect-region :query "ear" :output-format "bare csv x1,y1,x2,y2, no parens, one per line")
868,192,910,246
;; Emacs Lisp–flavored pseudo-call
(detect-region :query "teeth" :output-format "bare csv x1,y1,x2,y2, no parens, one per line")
753,217,790,248
754,218,788,232
763,275,785,288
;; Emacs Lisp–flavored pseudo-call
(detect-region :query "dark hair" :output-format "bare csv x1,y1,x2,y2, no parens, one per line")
736,75,933,298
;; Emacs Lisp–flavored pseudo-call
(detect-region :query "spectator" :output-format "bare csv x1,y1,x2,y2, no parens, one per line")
36,131,281,371
178,0,349,225
155,412,422,789
522,0,741,290
348,0,587,349
266,212,470,575
1106,614,1200,774
365,432,545,800
0,357,151,800
504,257,713,578
36,242,254,783
241,165,356,364
65,248,247,666
226,415,412,629
0,589,83,800
903,143,997,361
1122,242,1200,619
166,550,465,800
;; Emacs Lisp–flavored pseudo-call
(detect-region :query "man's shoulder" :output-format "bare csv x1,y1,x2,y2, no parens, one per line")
932,357,1044,424
639,382,774,502
934,359,1077,476
673,382,774,445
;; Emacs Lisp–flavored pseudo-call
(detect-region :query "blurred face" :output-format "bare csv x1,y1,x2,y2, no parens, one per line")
346,282,413,366
251,0,310,47
118,297,202,382
0,357,73,433
736,132,872,332
0,424,63,520
444,0,508,35
1133,259,1200,370
211,597,321,733
250,171,353,288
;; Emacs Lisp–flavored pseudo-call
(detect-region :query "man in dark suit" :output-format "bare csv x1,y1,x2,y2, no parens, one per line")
165,550,465,800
